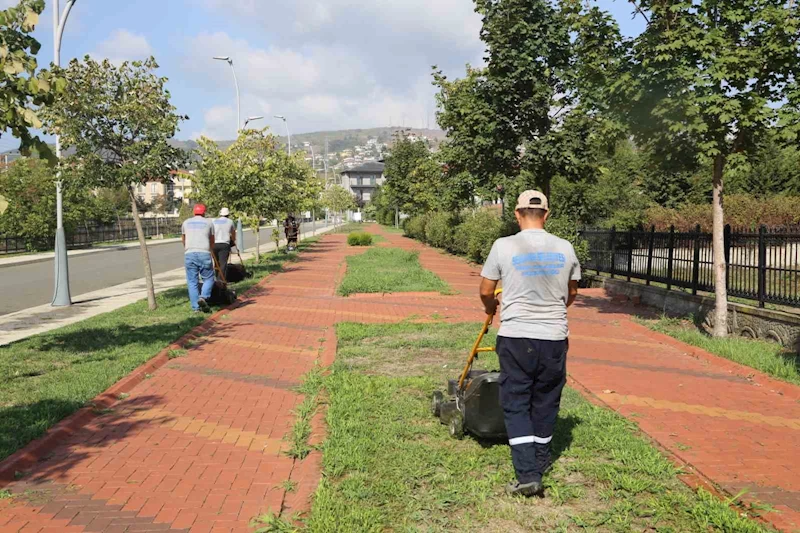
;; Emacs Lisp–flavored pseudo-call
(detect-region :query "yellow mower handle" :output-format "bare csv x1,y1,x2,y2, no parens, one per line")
457,288,503,390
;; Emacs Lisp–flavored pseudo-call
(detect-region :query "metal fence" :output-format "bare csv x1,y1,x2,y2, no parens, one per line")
1,217,183,254
581,225,800,308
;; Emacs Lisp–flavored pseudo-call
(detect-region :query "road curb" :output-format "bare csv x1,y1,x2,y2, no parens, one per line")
0,235,324,485
0,223,328,270
0,238,181,269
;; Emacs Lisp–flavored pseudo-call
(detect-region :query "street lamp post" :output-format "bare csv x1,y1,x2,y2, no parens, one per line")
244,115,263,130
304,142,315,170
304,142,316,233
213,56,240,132
214,55,246,251
52,0,77,307
237,117,263,250
274,115,290,155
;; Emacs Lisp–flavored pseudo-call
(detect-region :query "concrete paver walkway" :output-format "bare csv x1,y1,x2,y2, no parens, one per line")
1,225,798,532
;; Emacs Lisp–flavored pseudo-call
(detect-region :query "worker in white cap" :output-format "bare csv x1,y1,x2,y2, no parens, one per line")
212,207,236,279
479,190,581,498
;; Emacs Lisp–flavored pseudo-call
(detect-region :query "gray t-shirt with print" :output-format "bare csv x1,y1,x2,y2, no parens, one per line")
213,217,235,244
181,216,213,255
480,229,581,341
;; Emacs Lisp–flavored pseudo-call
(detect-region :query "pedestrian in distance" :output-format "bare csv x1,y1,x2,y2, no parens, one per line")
478,190,581,498
213,207,236,280
182,203,215,313
283,214,299,251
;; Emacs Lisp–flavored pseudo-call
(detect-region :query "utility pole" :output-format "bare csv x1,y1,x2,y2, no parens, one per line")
324,138,329,184
52,0,77,307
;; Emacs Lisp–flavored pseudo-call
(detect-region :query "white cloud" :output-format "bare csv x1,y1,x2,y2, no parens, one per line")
197,0,481,50
185,0,483,137
91,29,153,66
190,105,237,140
185,32,374,100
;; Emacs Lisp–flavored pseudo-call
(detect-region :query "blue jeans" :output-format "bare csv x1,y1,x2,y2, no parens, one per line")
185,252,214,310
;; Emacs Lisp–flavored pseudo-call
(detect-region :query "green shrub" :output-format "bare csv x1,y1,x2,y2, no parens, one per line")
403,215,428,240
424,212,458,249
451,223,470,256
545,216,591,265
454,209,502,263
347,232,374,246
406,208,589,267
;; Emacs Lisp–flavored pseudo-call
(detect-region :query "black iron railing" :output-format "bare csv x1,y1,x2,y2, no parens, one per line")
581,225,800,308
1,217,183,254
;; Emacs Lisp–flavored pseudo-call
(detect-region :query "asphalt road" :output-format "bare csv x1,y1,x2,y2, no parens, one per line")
0,222,330,316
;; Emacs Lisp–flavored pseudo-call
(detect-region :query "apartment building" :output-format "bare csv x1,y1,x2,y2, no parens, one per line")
340,162,385,206
134,170,195,216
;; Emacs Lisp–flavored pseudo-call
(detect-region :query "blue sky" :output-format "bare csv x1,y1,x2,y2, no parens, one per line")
0,0,646,152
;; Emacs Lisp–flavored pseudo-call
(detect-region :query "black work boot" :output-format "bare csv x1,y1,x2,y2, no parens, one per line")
505,479,543,497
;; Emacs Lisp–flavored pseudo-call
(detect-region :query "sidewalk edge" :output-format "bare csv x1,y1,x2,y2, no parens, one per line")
566,374,780,532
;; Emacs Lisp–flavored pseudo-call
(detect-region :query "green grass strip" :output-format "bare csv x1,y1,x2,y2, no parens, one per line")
286,363,325,460
639,316,800,386
0,239,318,462
337,247,451,297
306,321,772,533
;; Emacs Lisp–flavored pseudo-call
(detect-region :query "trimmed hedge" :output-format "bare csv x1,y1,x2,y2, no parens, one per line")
347,232,374,246
403,208,588,265
424,211,458,249
645,194,800,231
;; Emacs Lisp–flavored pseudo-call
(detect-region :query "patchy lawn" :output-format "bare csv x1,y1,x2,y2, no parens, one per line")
337,247,452,297
305,321,771,533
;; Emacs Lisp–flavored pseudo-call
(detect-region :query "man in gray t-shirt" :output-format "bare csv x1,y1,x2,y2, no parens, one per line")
212,208,236,280
181,204,215,312
479,190,580,498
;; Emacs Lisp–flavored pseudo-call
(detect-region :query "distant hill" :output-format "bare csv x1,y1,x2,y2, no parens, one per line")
1,127,447,165
170,127,446,155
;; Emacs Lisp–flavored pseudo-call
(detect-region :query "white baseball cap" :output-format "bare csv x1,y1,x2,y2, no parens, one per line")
515,190,549,212
219,207,230,216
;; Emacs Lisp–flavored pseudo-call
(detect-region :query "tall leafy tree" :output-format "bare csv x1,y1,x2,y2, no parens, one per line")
0,0,61,160
381,132,432,211
43,57,188,310
433,67,503,199
321,185,356,228
193,130,319,260
0,158,94,249
605,0,800,336
435,0,572,201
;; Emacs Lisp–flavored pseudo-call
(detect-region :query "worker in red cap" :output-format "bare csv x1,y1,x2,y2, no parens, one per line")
181,203,215,312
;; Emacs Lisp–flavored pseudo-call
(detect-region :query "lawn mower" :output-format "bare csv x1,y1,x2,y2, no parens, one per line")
206,252,237,306
431,290,506,441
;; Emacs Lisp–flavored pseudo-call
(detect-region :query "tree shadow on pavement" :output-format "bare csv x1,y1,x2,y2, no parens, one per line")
0,394,169,481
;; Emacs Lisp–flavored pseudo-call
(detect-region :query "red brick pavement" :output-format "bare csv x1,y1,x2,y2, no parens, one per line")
1,226,798,532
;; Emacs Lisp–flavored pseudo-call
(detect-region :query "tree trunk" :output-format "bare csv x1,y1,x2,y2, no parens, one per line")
255,225,261,262
712,155,728,337
129,187,158,311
